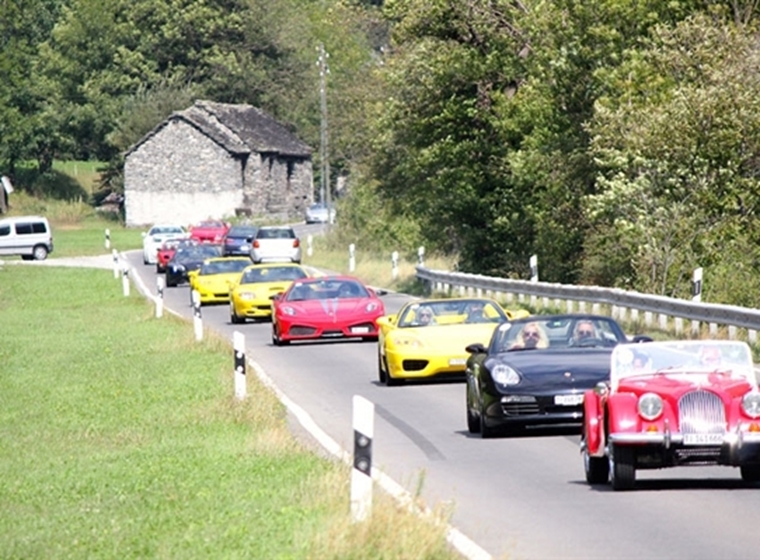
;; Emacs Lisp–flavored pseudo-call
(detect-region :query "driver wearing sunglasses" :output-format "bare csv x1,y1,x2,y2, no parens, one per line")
511,322,549,350
571,320,597,345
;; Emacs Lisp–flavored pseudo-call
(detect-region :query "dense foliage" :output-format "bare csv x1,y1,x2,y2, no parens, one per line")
3,0,760,303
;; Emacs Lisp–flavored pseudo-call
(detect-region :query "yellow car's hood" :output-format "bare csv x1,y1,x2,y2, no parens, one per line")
394,322,498,349
195,272,241,290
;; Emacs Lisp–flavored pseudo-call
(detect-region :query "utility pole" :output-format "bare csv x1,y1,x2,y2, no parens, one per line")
318,43,331,223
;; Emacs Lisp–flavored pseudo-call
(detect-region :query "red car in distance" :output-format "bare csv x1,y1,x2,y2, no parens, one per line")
189,220,230,244
271,276,386,346
156,237,194,273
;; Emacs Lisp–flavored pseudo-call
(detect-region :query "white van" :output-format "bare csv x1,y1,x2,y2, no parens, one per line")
0,215,54,260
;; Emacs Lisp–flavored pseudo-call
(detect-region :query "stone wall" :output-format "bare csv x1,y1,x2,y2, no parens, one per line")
125,117,314,226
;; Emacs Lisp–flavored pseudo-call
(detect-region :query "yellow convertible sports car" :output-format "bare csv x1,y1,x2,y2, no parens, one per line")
229,263,310,323
377,297,529,386
188,257,253,305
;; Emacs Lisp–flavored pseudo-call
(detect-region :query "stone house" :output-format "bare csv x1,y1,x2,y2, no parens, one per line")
123,100,313,226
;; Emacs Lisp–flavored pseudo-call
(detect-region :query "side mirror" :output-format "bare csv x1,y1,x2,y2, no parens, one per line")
465,343,487,354
594,381,609,396
270,293,283,301
631,335,653,343
374,288,388,296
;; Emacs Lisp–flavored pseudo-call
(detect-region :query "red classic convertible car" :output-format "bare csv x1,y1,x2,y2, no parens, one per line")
581,340,760,490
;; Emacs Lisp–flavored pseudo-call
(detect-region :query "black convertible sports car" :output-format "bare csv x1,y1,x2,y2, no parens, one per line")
465,314,651,438
165,244,222,287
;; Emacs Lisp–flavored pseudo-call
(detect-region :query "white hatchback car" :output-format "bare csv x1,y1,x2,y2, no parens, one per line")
251,226,301,264
142,224,187,264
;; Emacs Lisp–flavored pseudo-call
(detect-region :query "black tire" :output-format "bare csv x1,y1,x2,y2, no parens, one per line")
230,304,244,324
272,326,289,346
479,399,497,439
378,353,387,383
21,255,33,261
466,383,479,434
32,245,48,260
609,444,636,490
384,356,402,386
582,436,609,484
740,465,760,482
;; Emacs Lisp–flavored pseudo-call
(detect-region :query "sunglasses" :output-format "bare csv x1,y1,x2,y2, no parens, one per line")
578,330,593,336
523,331,540,339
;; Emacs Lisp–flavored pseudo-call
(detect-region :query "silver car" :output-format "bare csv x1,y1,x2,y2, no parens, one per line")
304,203,336,224
251,226,302,264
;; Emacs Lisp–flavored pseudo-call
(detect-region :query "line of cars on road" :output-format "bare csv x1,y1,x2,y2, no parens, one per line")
140,220,760,491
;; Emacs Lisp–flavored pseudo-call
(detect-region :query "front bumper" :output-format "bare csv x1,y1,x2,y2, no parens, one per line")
483,392,585,428
385,349,467,380
279,320,378,342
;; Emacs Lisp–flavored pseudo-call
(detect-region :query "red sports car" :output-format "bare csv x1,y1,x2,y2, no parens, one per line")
156,237,193,273
189,220,230,244
582,340,760,490
271,276,386,345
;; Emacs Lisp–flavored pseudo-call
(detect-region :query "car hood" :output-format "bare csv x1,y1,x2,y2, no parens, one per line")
195,272,242,287
490,348,612,391
394,323,498,352
617,373,754,403
279,298,383,319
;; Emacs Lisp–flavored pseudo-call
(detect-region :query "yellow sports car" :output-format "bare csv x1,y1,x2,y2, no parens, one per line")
377,297,529,386
229,263,310,323
188,257,253,305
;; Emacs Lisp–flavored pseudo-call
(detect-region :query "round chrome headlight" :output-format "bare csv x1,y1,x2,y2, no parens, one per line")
638,392,663,421
491,364,520,386
742,392,760,418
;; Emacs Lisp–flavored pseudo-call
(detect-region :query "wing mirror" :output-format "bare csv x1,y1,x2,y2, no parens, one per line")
465,343,487,354
594,382,609,396
631,335,653,343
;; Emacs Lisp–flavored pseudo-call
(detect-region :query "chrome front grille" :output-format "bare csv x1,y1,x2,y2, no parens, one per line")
678,390,726,434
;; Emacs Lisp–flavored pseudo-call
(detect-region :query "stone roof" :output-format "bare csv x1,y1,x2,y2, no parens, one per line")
126,100,312,158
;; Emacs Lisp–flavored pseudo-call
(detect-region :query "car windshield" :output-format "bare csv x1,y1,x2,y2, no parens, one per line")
286,279,368,301
228,226,257,237
257,228,295,239
397,299,507,328
200,259,251,275
240,266,307,284
150,226,184,235
610,340,757,390
175,245,221,260
491,315,627,352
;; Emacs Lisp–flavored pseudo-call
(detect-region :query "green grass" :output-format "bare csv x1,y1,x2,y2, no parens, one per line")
52,160,104,194
0,264,459,560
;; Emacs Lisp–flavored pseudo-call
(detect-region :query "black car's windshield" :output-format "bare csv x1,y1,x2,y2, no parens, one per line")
200,259,250,275
175,245,221,260
492,315,627,352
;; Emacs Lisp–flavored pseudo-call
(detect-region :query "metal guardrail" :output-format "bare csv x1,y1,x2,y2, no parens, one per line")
415,266,760,338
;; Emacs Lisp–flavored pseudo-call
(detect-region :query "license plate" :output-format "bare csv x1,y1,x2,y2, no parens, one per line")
683,433,724,445
449,358,467,366
351,326,370,334
554,394,584,406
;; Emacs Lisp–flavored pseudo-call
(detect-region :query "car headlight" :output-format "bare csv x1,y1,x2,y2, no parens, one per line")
238,292,255,301
365,302,380,312
491,364,520,386
282,306,296,316
637,393,663,421
742,392,760,418
172,264,186,272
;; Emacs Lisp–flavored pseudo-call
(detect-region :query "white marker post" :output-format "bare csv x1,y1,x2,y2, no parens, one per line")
530,254,538,282
307,234,313,258
417,246,425,267
192,290,203,341
351,395,374,523
112,249,119,279
155,276,164,318
121,266,130,297
691,267,703,336
105,228,111,250
391,251,399,281
349,243,356,273
233,331,246,400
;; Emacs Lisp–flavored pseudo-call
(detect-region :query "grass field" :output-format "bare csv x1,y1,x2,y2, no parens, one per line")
0,263,459,559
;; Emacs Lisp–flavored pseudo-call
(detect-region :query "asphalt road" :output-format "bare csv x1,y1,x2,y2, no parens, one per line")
121,247,759,560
